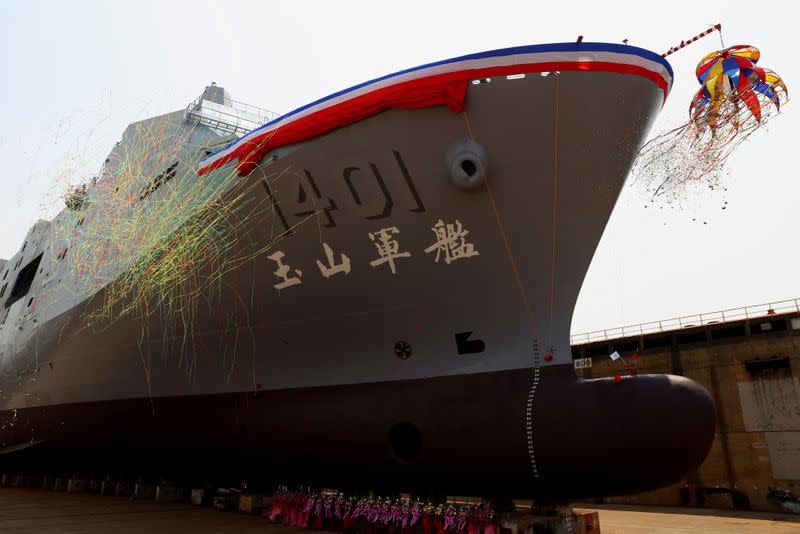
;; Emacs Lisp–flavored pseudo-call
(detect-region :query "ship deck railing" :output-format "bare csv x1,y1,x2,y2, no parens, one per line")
570,297,800,345
185,96,279,137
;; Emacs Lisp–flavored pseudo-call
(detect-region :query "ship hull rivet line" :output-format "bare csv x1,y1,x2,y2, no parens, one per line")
526,338,541,478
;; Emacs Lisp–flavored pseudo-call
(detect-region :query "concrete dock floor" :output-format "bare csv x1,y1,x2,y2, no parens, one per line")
1,489,798,533
575,505,800,533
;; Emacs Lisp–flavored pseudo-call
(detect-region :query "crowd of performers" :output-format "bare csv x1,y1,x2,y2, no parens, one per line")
268,490,497,534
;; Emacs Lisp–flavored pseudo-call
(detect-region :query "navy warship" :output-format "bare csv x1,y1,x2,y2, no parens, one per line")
0,42,714,498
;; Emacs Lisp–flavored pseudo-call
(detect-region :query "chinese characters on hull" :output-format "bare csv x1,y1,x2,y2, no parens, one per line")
368,227,410,275
267,251,302,290
258,149,478,291
423,219,480,264
317,243,351,279
267,219,478,290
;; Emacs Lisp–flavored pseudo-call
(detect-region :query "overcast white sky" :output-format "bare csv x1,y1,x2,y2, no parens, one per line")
0,0,796,335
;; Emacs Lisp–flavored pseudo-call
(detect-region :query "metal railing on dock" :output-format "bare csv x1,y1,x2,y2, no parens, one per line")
570,298,800,345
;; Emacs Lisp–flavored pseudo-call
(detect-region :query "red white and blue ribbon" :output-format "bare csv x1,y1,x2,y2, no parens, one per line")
197,42,673,178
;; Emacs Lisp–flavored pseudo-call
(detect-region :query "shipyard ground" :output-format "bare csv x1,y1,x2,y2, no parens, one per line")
0,489,798,533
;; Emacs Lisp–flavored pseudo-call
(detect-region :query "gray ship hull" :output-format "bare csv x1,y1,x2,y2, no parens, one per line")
0,46,715,498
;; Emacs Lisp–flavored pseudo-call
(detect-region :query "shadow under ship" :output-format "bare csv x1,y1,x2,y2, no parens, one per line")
0,42,715,499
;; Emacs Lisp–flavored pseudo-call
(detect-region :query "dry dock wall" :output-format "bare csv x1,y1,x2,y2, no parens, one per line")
571,311,800,512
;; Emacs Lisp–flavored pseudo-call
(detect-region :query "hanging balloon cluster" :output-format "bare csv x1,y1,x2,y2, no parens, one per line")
633,43,788,206
691,45,786,130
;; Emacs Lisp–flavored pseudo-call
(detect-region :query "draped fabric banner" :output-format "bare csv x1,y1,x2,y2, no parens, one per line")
197,42,673,178
231,77,468,177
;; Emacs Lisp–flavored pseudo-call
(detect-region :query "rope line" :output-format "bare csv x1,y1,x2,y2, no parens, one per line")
460,74,563,479
547,75,560,352
460,112,538,337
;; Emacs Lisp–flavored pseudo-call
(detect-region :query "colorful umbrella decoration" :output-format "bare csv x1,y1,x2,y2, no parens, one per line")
689,45,787,130
632,43,788,206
